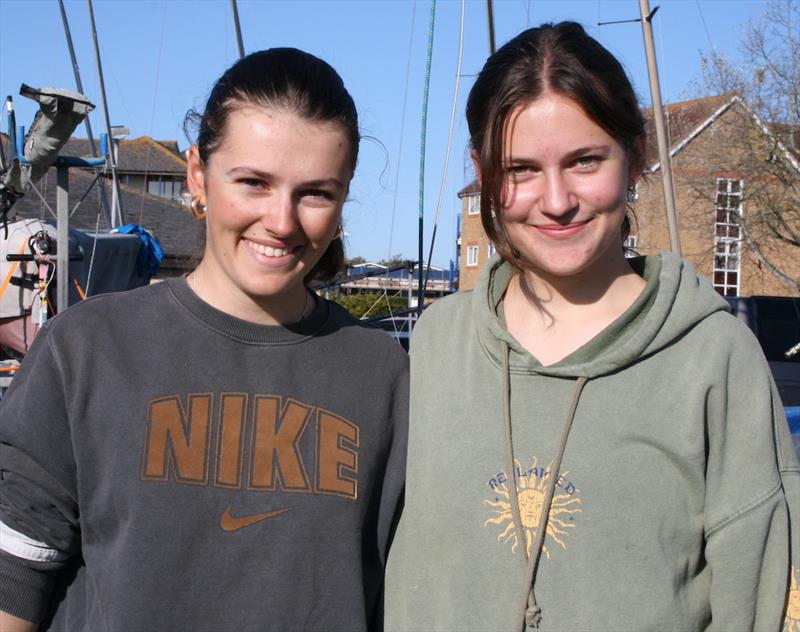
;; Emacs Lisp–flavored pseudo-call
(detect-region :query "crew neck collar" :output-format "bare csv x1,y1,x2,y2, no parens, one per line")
167,275,329,345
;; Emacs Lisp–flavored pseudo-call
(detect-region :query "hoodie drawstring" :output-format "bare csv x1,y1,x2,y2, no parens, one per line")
501,340,588,631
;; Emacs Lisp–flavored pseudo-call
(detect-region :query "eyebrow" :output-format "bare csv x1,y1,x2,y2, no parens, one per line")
226,166,346,190
506,144,613,164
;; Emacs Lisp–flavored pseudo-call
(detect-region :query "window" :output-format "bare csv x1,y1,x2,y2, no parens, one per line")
146,175,184,200
466,245,479,267
713,178,743,296
467,195,480,215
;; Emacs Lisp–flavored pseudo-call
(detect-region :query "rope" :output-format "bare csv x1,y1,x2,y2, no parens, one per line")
84,211,102,298
423,0,465,297
416,0,436,317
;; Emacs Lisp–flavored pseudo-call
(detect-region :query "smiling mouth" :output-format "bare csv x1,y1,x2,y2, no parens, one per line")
244,239,296,258
533,221,589,238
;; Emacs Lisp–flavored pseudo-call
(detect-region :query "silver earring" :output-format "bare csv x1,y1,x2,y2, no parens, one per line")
626,186,638,204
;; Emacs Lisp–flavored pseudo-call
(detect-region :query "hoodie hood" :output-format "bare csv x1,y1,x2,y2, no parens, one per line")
474,252,730,379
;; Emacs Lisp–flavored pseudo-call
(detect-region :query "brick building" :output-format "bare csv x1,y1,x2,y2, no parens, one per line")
456,94,800,297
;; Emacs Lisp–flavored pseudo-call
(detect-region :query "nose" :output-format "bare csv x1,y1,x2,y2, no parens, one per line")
261,192,299,238
542,171,577,218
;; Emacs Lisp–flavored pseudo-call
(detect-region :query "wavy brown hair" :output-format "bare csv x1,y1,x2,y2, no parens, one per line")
466,22,646,265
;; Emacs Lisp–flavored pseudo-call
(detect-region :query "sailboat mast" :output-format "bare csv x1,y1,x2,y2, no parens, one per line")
416,0,436,318
57,0,112,229
486,0,496,54
231,0,245,59
87,0,123,228
638,0,681,255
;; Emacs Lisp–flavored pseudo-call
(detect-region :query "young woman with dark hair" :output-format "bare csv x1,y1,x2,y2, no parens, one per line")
0,48,407,632
385,22,797,632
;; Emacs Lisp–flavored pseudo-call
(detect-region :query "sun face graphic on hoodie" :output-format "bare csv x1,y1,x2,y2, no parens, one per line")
484,458,581,558
786,567,800,632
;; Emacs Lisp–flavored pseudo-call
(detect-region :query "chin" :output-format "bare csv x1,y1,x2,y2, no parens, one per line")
519,248,591,278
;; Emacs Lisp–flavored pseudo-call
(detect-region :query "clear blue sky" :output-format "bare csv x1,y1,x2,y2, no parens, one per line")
0,0,766,267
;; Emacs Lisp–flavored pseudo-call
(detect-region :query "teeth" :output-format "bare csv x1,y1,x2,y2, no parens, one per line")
246,240,290,257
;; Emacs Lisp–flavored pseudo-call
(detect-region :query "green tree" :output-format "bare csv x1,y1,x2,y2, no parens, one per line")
327,293,408,319
378,254,408,268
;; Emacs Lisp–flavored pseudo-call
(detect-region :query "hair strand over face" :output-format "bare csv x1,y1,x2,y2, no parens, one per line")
465,22,645,268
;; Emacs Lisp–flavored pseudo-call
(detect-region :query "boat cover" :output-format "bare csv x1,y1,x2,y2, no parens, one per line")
0,86,94,211
0,219,148,355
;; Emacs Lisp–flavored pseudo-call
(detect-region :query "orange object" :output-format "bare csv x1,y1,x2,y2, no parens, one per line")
72,277,87,301
0,241,29,302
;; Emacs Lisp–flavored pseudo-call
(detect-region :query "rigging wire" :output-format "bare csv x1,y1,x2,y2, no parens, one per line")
85,211,102,298
57,0,111,230
416,0,436,319
694,0,717,53
387,2,417,262
422,0,465,299
138,1,168,226
87,0,124,227
694,0,727,94
378,2,417,343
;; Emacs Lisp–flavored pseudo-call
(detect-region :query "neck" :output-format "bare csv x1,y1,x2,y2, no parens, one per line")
187,264,311,326
509,253,644,327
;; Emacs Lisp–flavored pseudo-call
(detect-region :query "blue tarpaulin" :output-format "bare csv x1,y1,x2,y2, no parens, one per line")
113,224,164,278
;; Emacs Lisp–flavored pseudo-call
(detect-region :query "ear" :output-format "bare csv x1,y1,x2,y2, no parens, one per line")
470,148,482,187
186,145,206,202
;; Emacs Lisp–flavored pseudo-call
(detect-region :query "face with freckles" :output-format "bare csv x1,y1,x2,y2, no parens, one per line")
486,93,639,283
187,105,352,322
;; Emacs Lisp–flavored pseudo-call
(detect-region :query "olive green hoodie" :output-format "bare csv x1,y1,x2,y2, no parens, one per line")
385,254,799,632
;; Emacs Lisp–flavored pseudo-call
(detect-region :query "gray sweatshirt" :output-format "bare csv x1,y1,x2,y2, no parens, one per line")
385,254,799,631
0,276,408,631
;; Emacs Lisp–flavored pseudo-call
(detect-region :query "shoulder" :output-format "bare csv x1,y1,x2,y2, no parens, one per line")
414,291,473,338
45,281,172,339
694,309,766,362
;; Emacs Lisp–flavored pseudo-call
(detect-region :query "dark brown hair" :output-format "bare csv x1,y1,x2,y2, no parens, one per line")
466,22,645,264
185,48,359,282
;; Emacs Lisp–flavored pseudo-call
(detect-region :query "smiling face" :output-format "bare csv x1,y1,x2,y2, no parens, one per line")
487,93,638,284
187,105,352,322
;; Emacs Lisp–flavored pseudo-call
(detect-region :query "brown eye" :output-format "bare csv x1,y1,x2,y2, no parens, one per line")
575,156,600,168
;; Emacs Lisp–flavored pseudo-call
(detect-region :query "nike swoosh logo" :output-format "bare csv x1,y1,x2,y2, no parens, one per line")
220,505,290,532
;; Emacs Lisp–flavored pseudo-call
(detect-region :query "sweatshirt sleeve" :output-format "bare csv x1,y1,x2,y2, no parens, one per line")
703,327,795,632
0,325,80,622
775,402,800,632
376,363,409,564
